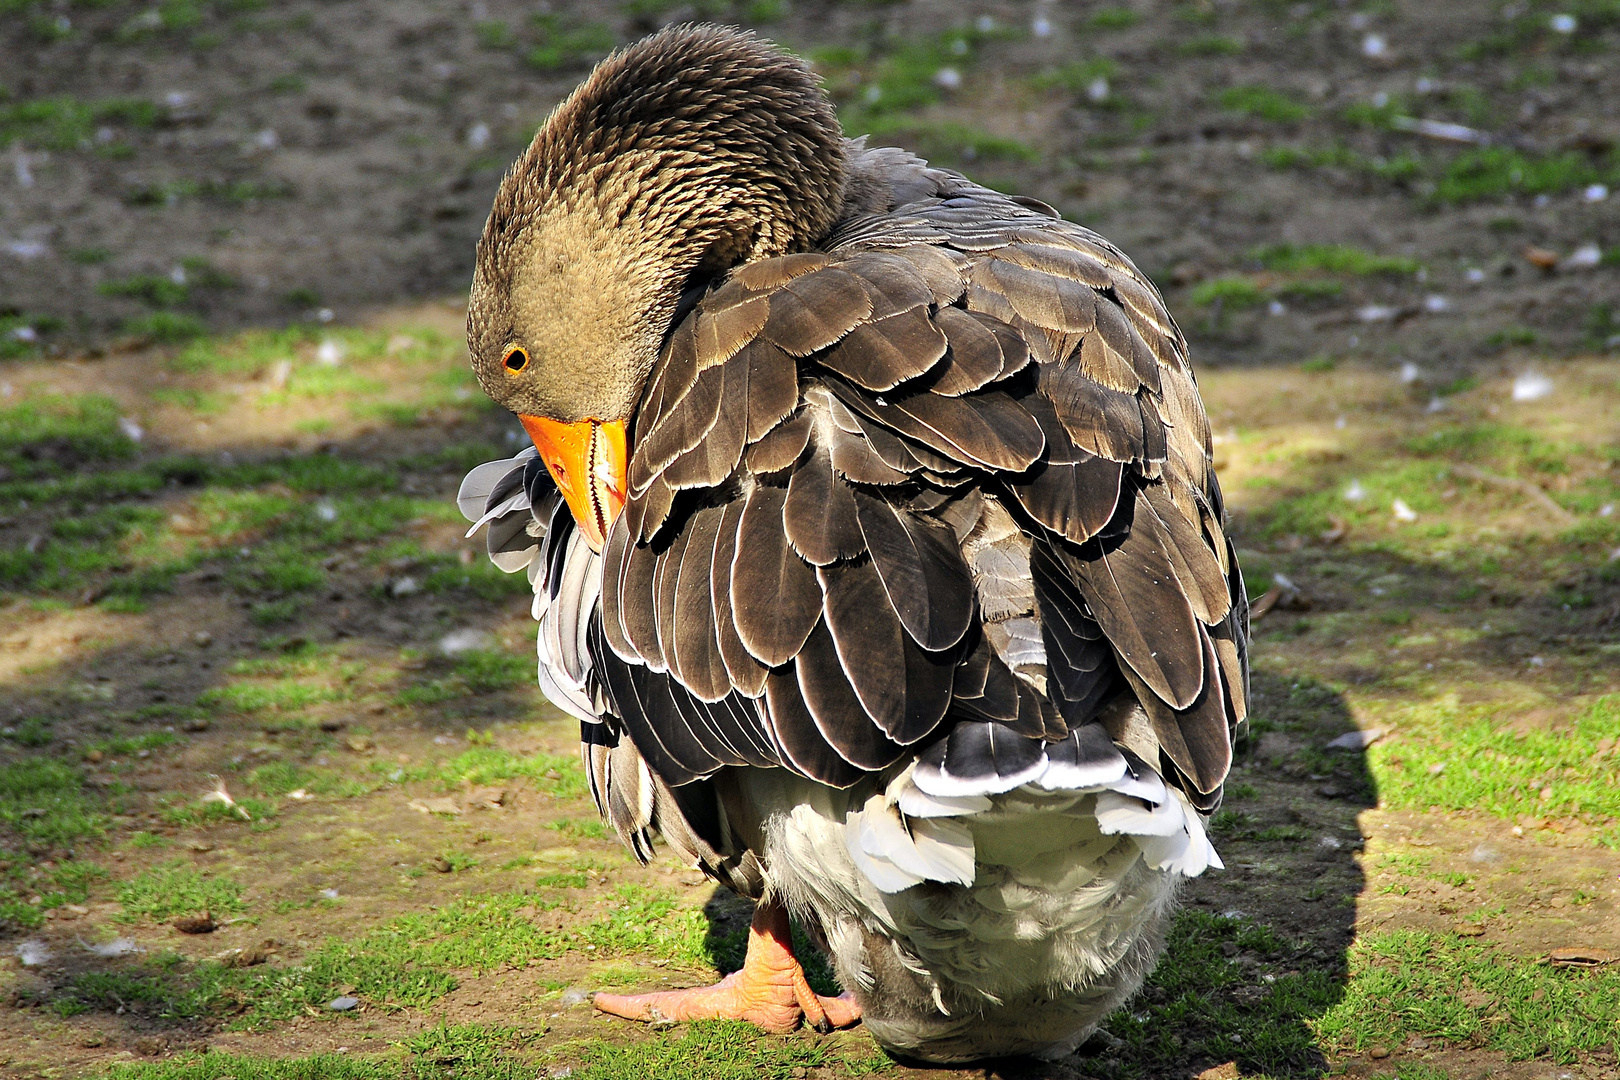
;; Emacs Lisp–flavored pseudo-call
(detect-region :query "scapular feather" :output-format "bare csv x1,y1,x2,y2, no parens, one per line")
984,259,1100,335
760,266,873,356
928,306,1007,396
844,251,935,317
818,559,907,732
994,242,1114,289
662,353,750,490
746,411,813,474
743,339,800,441
816,306,949,392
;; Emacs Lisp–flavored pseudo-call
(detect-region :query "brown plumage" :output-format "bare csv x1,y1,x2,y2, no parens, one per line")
460,23,1248,1064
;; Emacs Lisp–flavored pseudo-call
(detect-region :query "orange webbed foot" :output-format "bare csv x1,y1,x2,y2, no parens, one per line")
592,901,861,1034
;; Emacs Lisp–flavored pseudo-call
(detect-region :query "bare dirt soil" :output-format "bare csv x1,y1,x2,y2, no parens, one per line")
1,2,1618,1079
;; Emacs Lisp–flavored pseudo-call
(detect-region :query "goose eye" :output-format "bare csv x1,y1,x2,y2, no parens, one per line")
503,347,529,373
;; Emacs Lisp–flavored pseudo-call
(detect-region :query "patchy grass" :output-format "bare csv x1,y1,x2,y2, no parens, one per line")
1261,143,1423,184
565,1021,893,1079
1315,930,1620,1063
0,757,104,849
106,1051,401,1080
0,95,159,150
1191,276,1267,309
1368,696,1620,842
1433,146,1620,204
1219,85,1312,123
99,1020,887,1080
1251,244,1421,277
1093,911,1341,1080
231,885,725,1024
394,746,587,800
524,14,616,71
116,861,247,922
1179,34,1245,56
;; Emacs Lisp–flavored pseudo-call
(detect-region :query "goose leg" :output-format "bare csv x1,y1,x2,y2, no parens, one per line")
593,900,861,1034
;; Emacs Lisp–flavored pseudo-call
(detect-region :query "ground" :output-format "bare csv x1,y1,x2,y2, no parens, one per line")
0,1,1618,1079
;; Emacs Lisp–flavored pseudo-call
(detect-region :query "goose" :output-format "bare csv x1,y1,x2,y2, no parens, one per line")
456,24,1247,1063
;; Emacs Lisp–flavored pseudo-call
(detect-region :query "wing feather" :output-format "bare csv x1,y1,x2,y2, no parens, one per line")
731,485,820,666
783,445,865,566
852,489,974,652
709,499,770,698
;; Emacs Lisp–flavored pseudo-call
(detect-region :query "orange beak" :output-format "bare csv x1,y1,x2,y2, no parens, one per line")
518,415,628,553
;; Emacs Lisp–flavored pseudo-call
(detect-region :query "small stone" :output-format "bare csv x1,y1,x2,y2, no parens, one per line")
1196,1063,1240,1080
1455,922,1486,938
1522,246,1560,271
438,628,494,656
173,912,216,934
85,749,103,763
1326,728,1385,751
346,736,374,753
1368,1046,1391,1060
193,631,213,648
327,995,360,1011
182,718,210,732
431,855,454,873
135,1035,168,1056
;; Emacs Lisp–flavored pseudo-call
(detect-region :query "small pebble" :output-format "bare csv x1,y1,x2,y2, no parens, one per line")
327,996,360,1011
173,913,217,935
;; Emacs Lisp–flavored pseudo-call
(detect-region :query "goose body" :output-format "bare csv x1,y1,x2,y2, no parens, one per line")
458,26,1246,1063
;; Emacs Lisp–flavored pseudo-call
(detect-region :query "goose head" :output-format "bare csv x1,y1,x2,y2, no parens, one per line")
467,24,848,550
